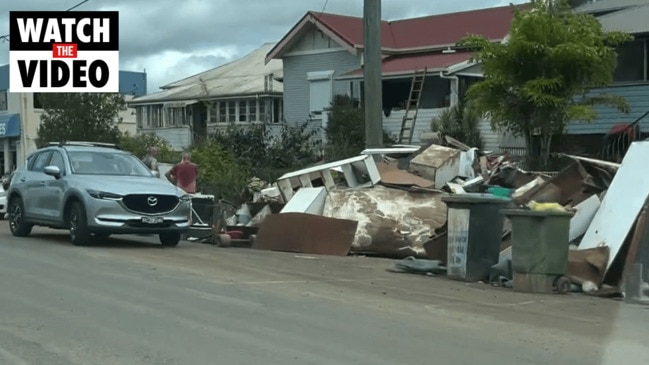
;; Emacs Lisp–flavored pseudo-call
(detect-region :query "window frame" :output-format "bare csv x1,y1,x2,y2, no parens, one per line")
613,37,648,84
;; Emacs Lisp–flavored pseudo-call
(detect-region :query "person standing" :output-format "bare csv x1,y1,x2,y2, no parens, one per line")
142,146,160,172
166,153,198,193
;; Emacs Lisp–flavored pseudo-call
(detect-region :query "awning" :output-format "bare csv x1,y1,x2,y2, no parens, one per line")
163,100,199,108
337,51,475,80
0,113,21,138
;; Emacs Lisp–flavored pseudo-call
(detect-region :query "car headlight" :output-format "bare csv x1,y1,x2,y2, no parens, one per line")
87,189,122,200
179,194,191,203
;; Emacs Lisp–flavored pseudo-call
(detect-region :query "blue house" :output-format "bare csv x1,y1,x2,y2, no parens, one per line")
562,0,649,157
0,65,147,173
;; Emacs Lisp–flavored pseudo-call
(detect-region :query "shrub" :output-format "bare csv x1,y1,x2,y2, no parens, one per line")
431,101,484,149
119,132,179,163
325,94,395,161
189,139,249,204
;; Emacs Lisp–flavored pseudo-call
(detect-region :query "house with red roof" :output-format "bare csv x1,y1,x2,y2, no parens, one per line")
265,4,526,149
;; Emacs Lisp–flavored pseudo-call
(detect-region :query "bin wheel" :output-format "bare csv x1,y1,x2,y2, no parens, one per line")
555,276,571,294
249,234,256,247
218,234,232,248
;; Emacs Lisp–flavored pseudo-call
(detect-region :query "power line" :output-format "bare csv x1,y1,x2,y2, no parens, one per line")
320,0,330,14
0,0,91,43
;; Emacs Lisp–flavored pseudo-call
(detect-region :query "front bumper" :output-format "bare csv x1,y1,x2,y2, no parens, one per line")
85,197,191,235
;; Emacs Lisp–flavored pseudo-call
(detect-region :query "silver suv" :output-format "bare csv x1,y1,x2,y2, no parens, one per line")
6,142,192,246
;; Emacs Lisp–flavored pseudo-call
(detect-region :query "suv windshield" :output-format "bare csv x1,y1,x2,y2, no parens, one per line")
68,151,153,177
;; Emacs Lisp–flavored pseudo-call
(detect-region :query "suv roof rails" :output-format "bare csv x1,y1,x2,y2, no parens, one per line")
46,141,122,150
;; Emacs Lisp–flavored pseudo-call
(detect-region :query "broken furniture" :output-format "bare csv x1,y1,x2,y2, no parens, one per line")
408,144,463,189
442,194,512,282
275,154,381,203
503,209,574,294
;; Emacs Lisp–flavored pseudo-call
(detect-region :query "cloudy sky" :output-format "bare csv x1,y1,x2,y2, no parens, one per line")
0,0,527,92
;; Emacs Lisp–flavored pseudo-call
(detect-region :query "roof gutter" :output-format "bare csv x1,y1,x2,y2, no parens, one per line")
353,39,503,55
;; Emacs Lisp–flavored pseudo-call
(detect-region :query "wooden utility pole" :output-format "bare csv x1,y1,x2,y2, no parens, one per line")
363,0,383,149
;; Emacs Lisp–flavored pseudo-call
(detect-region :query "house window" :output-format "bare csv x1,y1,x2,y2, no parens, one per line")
239,100,248,122
33,93,44,109
613,38,647,83
209,99,268,124
259,99,267,123
227,101,236,122
136,106,145,128
307,70,334,118
137,105,163,128
272,98,283,123
0,90,6,111
165,106,187,127
218,102,227,123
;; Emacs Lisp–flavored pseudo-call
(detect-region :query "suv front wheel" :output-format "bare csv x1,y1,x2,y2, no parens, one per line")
8,197,33,237
68,201,91,246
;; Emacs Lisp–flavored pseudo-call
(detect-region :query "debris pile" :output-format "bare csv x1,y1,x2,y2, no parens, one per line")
200,136,649,302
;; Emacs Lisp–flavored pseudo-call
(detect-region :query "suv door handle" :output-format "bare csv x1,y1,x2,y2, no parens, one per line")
39,181,46,186
19,178,26,182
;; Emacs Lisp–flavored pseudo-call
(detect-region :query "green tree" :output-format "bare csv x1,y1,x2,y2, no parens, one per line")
431,101,484,149
460,0,632,168
324,95,395,161
36,93,126,147
119,132,178,163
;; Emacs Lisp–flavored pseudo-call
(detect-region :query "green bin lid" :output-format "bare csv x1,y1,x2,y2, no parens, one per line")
501,208,574,217
442,193,512,204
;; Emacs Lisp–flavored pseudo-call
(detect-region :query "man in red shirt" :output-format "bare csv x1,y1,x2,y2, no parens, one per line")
166,153,198,193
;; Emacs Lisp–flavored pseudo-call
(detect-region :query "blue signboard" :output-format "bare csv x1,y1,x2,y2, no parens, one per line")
0,113,20,138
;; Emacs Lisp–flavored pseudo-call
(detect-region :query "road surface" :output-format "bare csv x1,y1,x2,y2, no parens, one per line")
0,224,648,365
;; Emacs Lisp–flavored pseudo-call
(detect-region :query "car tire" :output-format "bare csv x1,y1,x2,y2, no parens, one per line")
92,233,111,239
159,232,181,247
8,197,33,237
69,202,91,246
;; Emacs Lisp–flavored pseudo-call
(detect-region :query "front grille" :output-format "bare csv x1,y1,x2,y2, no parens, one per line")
122,194,179,214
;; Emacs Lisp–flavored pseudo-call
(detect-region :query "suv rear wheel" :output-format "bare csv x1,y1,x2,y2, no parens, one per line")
8,197,33,237
159,232,181,247
68,201,91,246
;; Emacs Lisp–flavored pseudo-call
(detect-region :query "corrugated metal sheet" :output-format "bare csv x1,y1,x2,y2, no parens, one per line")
596,3,649,34
574,0,649,14
565,84,649,134
129,43,283,104
311,4,526,50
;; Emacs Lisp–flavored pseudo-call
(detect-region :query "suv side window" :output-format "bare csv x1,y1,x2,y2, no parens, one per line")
30,151,53,173
49,151,66,174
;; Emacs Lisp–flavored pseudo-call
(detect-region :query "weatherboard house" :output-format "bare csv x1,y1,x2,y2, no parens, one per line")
128,43,283,151
264,4,526,149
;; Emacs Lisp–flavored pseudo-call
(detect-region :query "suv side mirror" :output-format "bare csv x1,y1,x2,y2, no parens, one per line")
44,165,61,178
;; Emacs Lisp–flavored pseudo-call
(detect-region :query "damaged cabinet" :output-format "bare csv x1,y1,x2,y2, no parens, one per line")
276,154,381,202
408,145,462,189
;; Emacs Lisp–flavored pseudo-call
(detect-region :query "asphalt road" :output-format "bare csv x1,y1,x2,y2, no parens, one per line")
1,224,649,365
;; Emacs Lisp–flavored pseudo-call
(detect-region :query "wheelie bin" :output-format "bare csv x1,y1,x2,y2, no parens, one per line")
441,194,512,282
501,209,574,294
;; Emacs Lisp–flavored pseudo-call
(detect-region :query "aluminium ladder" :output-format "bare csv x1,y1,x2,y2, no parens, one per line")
397,68,427,144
